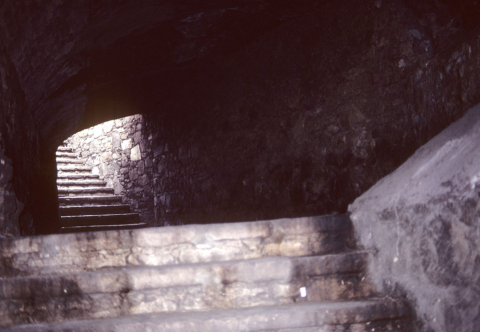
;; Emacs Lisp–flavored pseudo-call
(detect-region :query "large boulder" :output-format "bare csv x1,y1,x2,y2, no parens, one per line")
349,104,480,332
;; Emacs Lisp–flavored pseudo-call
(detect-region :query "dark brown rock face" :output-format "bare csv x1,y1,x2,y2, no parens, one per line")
0,37,59,235
0,1,479,232
143,0,480,225
0,0,479,330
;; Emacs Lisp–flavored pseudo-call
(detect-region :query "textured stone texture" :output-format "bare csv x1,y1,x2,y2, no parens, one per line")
3,300,411,332
349,104,480,332
144,0,480,226
0,254,373,325
0,37,47,236
0,0,479,234
0,214,413,330
0,0,478,234
66,115,154,224
0,215,354,277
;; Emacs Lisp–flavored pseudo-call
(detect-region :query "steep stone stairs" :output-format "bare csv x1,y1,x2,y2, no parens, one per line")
0,215,414,331
56,145,146,233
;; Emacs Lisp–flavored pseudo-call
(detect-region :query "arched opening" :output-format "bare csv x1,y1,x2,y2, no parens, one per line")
55,115,154,233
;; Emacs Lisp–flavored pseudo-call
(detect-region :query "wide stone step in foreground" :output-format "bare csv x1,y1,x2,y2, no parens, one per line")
0,215,414,331
5,299,411,332
0,253,374,326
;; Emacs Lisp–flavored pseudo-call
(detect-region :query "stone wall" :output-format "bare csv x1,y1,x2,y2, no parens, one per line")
66,115,154,224
143,0,480,227
0,39,43,237
349,104,480,332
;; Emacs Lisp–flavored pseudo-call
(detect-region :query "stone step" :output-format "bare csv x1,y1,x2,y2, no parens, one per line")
0,253,373,326
0,215,354,277
57,173,100,180
55,152,78,158
0,298,412,331
0,251,371,299
57,146,73,152
57,179,106,187
58,195,123,206
55,158,84,165
60,222,148,233
58,187,115,196
60,204,131,216
61,213,140,227
57,165,91,173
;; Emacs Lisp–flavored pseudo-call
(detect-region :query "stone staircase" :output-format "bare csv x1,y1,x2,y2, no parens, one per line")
56,145,146,233
0,215,414,331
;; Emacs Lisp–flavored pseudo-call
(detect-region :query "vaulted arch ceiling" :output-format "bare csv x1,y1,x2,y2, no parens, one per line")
3,0,478,152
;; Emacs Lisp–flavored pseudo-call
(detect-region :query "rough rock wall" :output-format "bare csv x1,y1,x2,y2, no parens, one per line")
0,41,42,236
349,104,480,332
66,115,154,224
144,0,480,226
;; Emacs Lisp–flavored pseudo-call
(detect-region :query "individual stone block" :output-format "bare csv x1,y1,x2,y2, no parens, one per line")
93,125,103,138
138,174,150,186
102,120,114,133
134,131,142,144
131,145,141,161
129,169,138,181
122,139,132,150
137,160,145,175
144,156,152,168
112,132,122,149
154,146,164,157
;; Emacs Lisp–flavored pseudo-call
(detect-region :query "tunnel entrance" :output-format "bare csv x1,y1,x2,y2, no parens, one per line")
55,115,154,233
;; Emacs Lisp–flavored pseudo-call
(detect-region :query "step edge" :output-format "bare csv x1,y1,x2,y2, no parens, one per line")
0,298,411,331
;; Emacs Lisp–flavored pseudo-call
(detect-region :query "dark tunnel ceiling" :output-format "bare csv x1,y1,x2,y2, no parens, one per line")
1,0,479,151
60,0,326,127
1,0,328,147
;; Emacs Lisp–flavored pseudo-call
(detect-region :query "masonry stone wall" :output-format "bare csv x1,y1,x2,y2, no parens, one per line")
66,115,154,224
0,39,42,237
142,0,480,228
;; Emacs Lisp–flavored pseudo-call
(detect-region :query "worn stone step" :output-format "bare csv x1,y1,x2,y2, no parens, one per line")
253,318,413,332
61,213,139,227
57,146,73,152
57,165,91,173
58,187,115,196
57,179,106,187
0,252,370,299
1,298,412,331
0,215,354,277
55,152,78,158
0,253,373,326
55,158,84,165
60,222,148,233
58,195,123,206
60,204,131,216
57,173,100,180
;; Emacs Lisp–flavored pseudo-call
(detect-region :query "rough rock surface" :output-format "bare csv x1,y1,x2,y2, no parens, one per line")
0,215,413,331
0,0,480,233
349,103,480,332
143,0,480,225
0,36,48,236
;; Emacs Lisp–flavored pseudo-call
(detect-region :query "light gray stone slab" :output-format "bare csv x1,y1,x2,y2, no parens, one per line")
131,145,141,161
